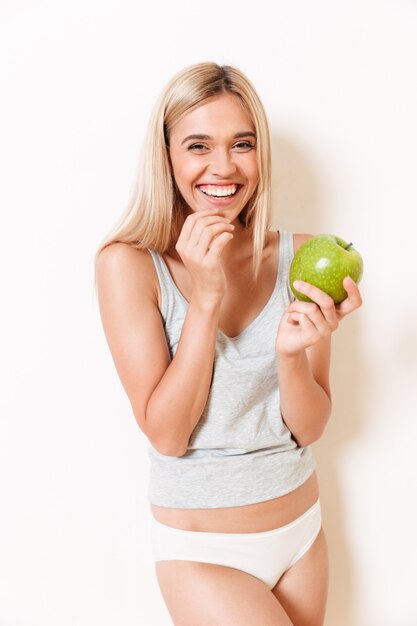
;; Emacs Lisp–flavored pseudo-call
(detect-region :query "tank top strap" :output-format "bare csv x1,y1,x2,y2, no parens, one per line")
277,230,294,288
147,248,176,318
147,248,170,284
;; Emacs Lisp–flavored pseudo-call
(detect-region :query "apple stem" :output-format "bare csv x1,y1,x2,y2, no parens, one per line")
346,242,353,251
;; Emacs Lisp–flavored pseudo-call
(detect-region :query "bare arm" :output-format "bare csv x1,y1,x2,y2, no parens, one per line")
96,210,235,457
276,337,332,447
145,293,222,456
275,234,362,447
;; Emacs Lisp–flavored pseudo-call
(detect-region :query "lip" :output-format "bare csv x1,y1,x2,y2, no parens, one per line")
197,184,242,206
197,182,242,186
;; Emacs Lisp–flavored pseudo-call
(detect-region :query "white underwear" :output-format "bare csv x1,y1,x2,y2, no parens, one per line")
150,498,322,589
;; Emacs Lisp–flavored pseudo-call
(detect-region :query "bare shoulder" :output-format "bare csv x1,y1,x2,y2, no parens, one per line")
293,233,314,254
96,242,158,304
96,241,147,271
96,242,170,449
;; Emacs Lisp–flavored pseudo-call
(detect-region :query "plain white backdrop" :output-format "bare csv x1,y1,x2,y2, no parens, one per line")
1,1,416,624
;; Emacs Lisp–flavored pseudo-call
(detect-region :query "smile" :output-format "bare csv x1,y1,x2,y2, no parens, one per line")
198,184,239,198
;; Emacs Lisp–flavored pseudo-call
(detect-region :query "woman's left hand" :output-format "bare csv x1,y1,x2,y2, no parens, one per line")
275,276,363,356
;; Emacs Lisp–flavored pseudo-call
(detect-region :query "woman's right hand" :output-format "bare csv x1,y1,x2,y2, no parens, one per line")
175,209,235,303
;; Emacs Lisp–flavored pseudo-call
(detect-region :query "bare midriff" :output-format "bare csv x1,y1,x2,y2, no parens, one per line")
150,471,319,533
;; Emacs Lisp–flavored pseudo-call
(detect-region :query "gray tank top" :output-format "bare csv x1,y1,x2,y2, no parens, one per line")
146,231,315,508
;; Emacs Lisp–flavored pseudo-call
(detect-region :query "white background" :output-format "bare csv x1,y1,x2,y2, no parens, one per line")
1,1,416,624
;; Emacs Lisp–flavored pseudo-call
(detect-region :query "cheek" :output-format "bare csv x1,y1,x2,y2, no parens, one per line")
239,152,259,182
169,157,185,191
248,161,259,186
173,160,203,191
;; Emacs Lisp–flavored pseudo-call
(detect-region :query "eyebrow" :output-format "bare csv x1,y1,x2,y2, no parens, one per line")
181,131,256,145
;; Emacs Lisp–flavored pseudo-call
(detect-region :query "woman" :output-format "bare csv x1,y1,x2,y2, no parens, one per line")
94,62,362,625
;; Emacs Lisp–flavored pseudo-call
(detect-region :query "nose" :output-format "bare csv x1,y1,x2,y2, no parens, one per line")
208,147,237,177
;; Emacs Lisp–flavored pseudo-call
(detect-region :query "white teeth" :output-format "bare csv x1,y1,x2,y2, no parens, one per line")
199,184,238,197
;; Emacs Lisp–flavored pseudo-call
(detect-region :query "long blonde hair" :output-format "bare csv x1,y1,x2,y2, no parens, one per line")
93,62,272,291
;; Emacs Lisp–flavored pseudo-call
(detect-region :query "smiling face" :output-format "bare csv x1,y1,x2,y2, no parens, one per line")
167,92,259,220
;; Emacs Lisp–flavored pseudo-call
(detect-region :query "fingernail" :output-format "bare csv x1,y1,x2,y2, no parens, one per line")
293,280,304,289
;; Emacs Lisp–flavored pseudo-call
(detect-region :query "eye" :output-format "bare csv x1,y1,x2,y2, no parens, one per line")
188,143,209,152
233,141,256,151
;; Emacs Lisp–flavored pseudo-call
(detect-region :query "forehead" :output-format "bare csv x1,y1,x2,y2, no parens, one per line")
171,93,255,137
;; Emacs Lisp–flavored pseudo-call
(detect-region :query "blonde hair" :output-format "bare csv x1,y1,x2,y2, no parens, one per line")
93,62,272,292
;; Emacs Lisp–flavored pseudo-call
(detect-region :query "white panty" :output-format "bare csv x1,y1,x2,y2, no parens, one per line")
150,499,322,589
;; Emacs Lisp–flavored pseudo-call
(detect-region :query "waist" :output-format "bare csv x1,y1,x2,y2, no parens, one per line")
150,469,319,534
148,444,315,512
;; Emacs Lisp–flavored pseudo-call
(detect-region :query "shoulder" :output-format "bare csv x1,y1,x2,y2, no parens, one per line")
96,242,158,305
97,241,149,266
293,233,314,254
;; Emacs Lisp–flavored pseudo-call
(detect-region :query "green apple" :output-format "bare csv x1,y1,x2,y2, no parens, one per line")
290,234,363,304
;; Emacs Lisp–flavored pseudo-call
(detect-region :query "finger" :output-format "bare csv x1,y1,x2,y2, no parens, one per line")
287,300,333,336
206,231,234,260
178,210,212,242
287,301,319,317
182,211,230,243
336,276,363,318
286,311,302,325
193,221,235,253
186,217,232,248
292,280,339,329
297,312,322,344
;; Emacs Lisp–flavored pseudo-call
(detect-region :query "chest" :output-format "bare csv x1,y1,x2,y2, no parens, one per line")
158,237,279,340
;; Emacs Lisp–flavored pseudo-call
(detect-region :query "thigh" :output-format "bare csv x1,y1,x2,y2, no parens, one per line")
155,560,294,626
271,527,329,626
